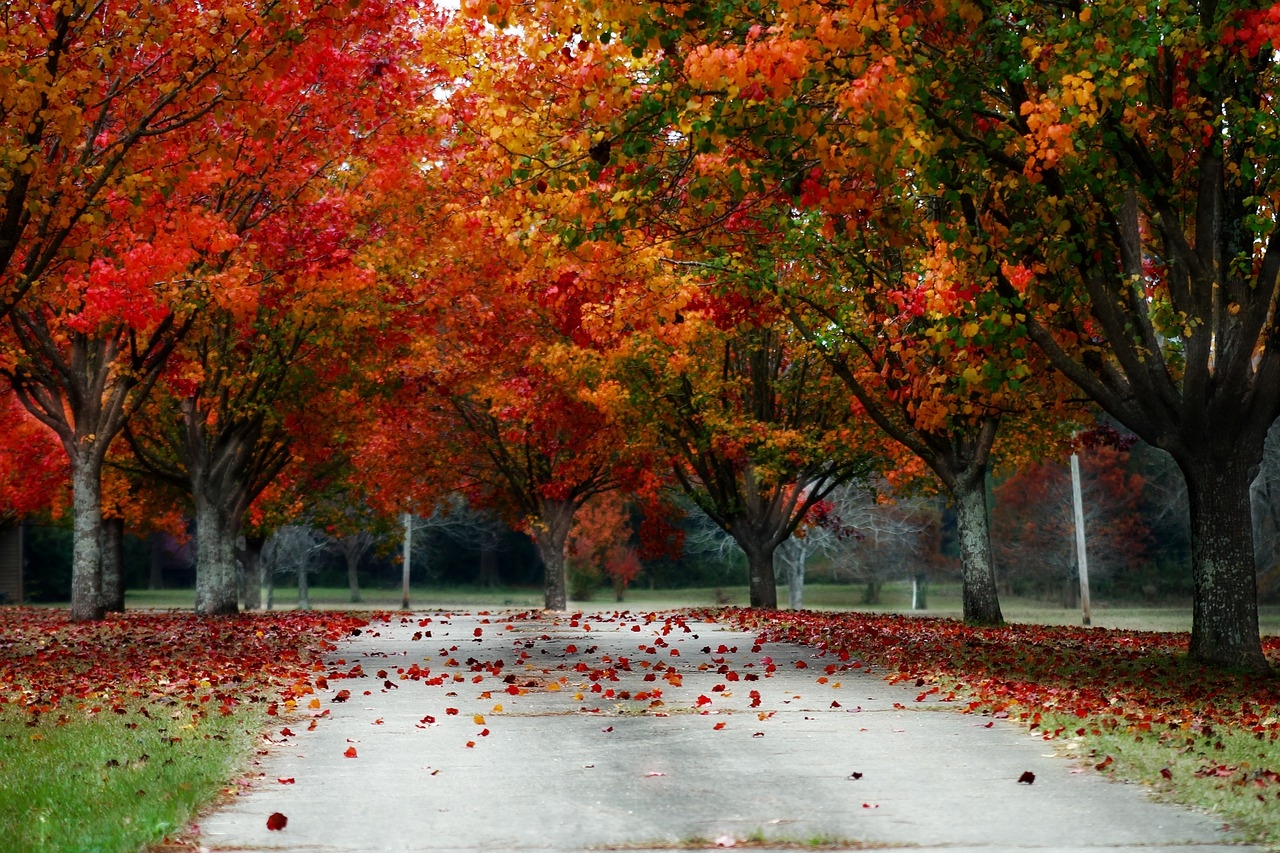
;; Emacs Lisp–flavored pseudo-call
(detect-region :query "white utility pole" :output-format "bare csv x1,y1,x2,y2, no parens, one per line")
401,512,413,611
1070,453,1092,626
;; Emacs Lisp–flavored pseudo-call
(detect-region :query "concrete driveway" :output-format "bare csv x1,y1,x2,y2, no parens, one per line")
195,609,1254,852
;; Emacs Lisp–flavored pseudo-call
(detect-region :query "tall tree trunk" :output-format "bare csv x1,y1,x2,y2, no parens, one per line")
1183,459,1267,671
100,517,125,612
951,476,1003,625
733,532,778,609
239,535,264,611
534,500,574,611
147,532,165,590
69,456,105,621
194,492,239,615
788,550,806,610
297,560,310,611
346,547,361,603
479,528,501,588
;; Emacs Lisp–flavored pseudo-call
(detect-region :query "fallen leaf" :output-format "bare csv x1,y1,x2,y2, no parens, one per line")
1018,771,1035,784
267,812,288,831
278,778,295,784
344,747,358,758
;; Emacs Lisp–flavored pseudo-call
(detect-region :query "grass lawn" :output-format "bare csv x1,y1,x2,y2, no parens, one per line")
0,703,261,853
124,581,1280,635
0,608,367,852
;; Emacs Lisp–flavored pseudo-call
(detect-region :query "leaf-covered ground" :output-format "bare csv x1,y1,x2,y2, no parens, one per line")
713,609,1280,737
0,607,373,851
0,608,371,719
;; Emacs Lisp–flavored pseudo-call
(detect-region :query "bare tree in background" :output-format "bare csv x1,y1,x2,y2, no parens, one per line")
263,525,328,610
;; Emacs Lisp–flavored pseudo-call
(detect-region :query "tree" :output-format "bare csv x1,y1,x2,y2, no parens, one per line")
0,0,428,621
886,0,1280,669
993,443,1151,605
609,309,873,608
113,0,434,615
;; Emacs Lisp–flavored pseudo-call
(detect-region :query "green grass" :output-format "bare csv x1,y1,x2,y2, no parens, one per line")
1044,712,1280,845
0,702,263,853
124,582,1280,635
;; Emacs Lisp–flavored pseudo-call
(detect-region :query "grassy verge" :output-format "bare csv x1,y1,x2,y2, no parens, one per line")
119,584,1280,634
0,607,370,852
0,702,262,853
1043,713,1280,843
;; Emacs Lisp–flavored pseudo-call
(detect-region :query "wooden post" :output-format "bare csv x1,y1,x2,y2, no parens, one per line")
1070,452,1092,626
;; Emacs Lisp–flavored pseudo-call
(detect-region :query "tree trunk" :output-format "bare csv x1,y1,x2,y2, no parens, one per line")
346,547,361,603
100,517,125,612
535,536,568,611
297,560,310,611
788,551,806,610
736,535,778,609
479,529,501,588
534,500,574,611
194,493,239,616
1183,459,1268,671
862,581,881,605
912,572,928,610
69,456,105,621
952,477,1003,625
239,535,264,611
147,532,165,590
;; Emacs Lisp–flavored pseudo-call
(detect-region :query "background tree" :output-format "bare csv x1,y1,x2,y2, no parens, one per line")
992,442,1151,605
609,305,873,608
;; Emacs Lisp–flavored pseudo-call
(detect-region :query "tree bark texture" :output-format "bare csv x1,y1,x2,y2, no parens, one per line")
69,456,105,621
787,552,806,610
194,493,239,616
952,477,1003,625
239,535,264,610
100,517,125,612
731,527,778,609
1184,460,1268,671
534,500,574,611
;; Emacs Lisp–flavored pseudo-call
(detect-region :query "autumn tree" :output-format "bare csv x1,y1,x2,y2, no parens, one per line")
17,0,432,617
993,443,1151,605
871,0,1280,669
608,303,873,609
0,384,65,522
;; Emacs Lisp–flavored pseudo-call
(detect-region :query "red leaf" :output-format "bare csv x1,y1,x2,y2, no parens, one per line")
267,812,288,831
278,777,295,784
1018,771,1035,784
1160,767,1173,780
344,746,358,758
1095,756,1113,771
446,708,460,715
333,690,351,703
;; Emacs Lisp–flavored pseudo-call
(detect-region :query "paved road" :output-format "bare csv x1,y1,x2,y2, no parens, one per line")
195,609,1255,852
